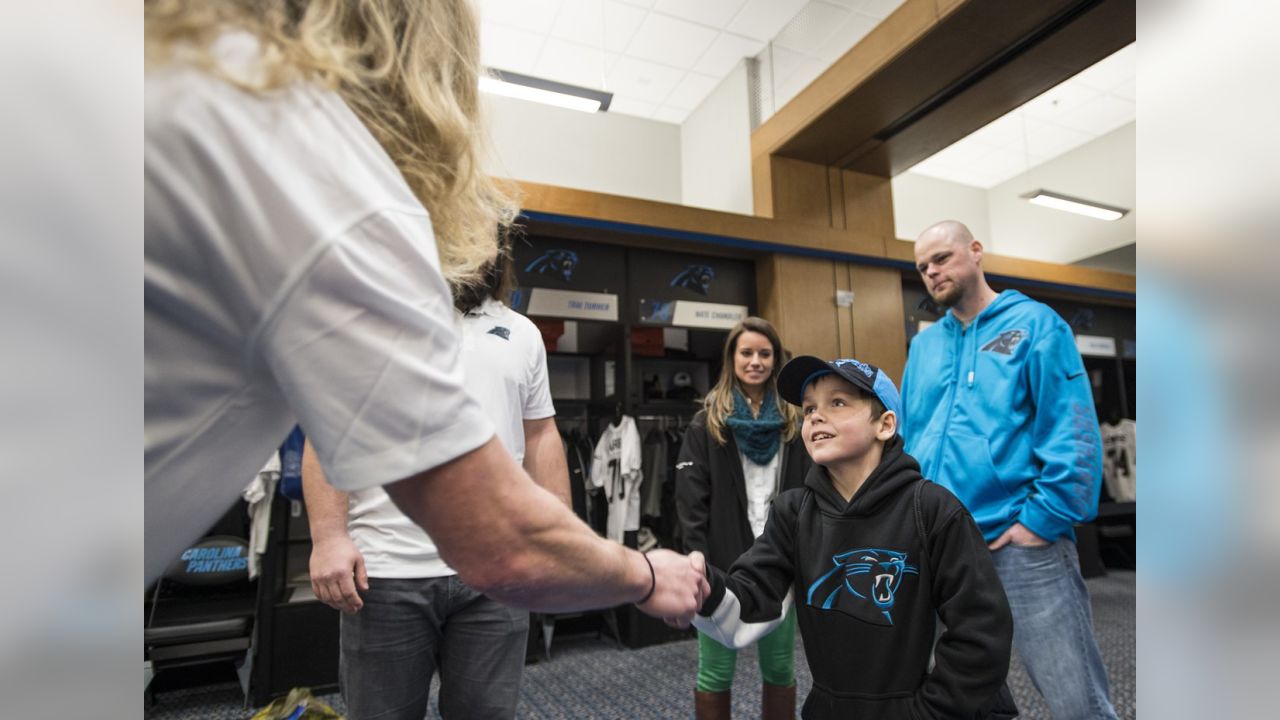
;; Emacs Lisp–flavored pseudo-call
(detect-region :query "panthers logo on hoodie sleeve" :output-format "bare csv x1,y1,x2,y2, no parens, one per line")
806,548,918,626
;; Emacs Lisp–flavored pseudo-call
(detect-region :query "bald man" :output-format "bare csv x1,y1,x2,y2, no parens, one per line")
899,221,1117,720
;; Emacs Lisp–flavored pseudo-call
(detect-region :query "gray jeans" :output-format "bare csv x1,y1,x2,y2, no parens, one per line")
339,575,529,720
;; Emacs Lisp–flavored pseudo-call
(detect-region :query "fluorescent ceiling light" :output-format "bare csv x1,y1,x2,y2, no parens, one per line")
1022,189,1129,221
480,69,612,114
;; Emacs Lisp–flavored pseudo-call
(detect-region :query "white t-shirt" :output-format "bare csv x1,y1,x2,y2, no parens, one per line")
591,416,644,542
741,450,783,539
349,299,556,577
144,34,494,582
1101,418,1137,502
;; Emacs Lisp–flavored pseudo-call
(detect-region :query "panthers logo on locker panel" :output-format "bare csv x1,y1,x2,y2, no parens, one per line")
524,249,579,283
670,264,715,296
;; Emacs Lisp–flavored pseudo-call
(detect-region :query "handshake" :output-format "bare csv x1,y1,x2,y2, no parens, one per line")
633,549,710,628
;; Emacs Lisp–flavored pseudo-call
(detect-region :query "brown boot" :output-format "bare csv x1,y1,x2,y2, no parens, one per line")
694,689,731,720
761,682,796,720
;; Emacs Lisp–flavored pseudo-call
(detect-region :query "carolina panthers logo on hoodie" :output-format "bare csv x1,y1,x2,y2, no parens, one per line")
981,329,1027,356
807,548,918,625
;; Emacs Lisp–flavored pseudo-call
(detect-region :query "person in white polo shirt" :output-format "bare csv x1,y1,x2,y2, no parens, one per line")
302,253,569,719
144,0,708,632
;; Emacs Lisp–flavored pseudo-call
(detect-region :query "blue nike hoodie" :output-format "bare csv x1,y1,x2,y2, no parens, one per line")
900,290,1103,543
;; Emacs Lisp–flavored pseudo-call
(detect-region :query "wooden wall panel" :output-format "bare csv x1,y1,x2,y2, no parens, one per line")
840,170,895,245
835,262,856,358
773,255,839,360
755,254,782,332
769,157,833,229
849,264,909,382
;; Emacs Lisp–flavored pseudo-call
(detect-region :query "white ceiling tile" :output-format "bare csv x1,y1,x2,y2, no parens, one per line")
928,137,999,167
615,0,655,7
651,106,690,124
1054,95,1135,135
964,112,1028,149
1022,119,1093,160
908,163,983,188
762,45,808,88
606,55,686,104
774,58,828,106
664,72,722,110
607,95,658,118
853,0,906,19
652,0,748,29
1021,82,1101,124
968,148,1039,187
1068,43,1136,93
692,33,766,77
1109,79,1136,102
550,0,647,54
774,2,851,53
477,0,565,36
813,10,880,63
728,0,809,42
534,38,615,90
481,22,545,75
625,12,720,68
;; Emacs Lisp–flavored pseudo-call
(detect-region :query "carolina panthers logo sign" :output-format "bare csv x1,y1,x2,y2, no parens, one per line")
670,264,715,296
524,249,579,283
487,325,511,340
807,548,918,625
981,329,1027,355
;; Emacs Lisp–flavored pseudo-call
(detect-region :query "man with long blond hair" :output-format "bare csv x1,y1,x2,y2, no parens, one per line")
143,0,709,663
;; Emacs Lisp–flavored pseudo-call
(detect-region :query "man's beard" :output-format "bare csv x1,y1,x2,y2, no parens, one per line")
929,280,963,307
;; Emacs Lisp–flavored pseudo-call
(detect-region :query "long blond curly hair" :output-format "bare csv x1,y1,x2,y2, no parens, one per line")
145,0,517,287
703,317,801,446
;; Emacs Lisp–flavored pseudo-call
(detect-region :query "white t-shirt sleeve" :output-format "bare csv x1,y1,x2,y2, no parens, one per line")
624,418,644,479
258,210,495,492
590,429,610,489
522,320,556,421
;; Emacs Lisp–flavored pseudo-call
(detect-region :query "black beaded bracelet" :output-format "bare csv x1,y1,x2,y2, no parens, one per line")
635,552,656,605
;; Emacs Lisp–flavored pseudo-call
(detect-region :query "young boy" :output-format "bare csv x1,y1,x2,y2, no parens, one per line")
693,356,1017,719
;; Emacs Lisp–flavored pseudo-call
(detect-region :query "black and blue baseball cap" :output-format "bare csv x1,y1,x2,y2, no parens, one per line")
777,356,902,418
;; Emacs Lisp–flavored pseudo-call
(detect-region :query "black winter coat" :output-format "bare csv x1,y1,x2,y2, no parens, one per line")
675,409,811,571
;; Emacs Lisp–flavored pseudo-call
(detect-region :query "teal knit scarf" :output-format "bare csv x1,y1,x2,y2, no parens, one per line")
724,389,785,465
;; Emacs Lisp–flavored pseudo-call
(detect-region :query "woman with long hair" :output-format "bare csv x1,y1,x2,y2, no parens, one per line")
677,317,811,720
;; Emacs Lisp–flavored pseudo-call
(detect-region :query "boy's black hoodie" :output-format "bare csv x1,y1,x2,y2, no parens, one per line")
695,435,1016,719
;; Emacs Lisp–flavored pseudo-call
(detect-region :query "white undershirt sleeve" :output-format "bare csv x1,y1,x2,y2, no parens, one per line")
693,589,794,650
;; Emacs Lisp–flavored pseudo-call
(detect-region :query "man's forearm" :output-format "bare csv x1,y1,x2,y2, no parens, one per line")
523,416,572,508
385,437,650,612
301,441,351,541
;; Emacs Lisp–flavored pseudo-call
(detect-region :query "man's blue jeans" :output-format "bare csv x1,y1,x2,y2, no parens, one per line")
339,575,529,719
991,538,1118,720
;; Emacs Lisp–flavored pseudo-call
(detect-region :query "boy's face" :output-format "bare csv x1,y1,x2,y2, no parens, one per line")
800,374,896,466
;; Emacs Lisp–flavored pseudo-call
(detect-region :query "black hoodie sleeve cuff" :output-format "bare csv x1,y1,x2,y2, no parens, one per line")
698,564,727,617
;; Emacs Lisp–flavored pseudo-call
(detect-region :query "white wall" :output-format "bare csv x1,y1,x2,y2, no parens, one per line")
891,172,991,244
680,61,754,215
482,94,682,204
987,122,1135,264
892,122,1135,269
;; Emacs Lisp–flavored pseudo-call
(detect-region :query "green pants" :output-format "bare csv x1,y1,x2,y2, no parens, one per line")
696,605,797,692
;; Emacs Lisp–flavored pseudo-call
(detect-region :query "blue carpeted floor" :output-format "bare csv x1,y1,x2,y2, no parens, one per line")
146,571,1135,719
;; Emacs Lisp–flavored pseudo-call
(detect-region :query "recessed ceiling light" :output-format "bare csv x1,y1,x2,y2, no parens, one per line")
480,69,612,114
1021,189,1129,221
